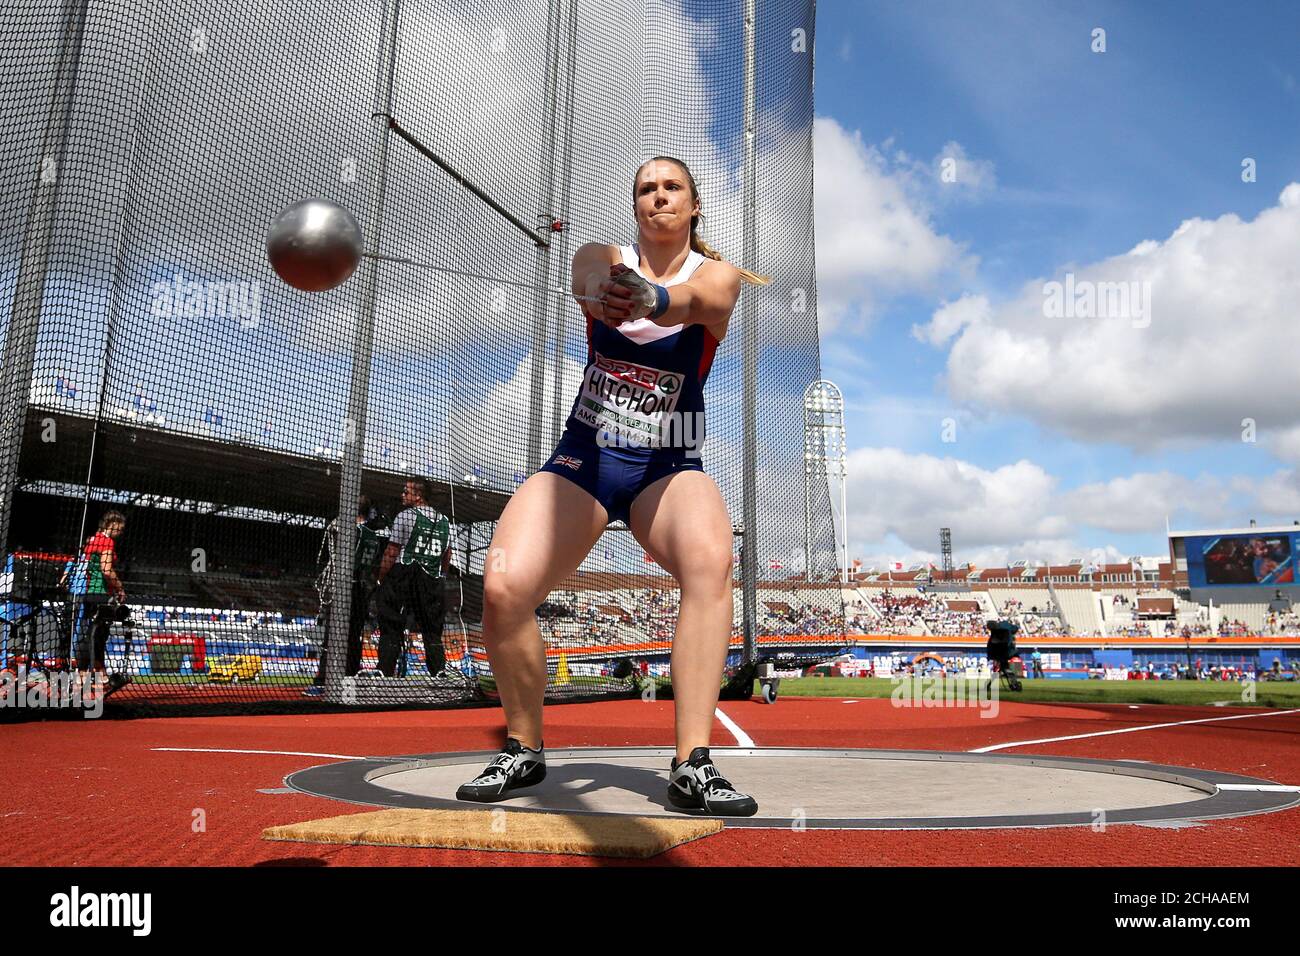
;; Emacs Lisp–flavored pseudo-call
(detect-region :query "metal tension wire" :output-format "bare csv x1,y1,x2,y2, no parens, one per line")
359,250,602,305
367,112,599,303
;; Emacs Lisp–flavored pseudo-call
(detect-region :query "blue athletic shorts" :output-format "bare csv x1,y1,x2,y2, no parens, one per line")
538,430,703,525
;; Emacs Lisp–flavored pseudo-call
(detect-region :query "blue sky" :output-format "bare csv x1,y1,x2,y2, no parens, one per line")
811,0,1300,568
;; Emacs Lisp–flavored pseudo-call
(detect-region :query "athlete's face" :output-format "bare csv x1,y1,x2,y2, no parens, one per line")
634,161,699,237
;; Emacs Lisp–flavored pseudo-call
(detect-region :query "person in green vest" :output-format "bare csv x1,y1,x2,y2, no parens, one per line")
374,478,461,680
304,496,388,697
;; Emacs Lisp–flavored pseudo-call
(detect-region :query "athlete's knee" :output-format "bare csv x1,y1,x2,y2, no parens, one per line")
482,569,543,624
676,540,734,595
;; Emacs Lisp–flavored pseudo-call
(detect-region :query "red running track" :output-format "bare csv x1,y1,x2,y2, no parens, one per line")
1,696,1297,866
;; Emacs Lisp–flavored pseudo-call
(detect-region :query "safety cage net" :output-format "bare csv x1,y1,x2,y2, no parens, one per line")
0,0,842,715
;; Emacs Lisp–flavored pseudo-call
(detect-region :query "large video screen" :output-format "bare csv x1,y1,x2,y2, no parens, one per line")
1186,533,1297,587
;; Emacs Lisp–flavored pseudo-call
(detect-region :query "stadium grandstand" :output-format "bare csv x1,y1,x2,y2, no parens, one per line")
823,527,1300,681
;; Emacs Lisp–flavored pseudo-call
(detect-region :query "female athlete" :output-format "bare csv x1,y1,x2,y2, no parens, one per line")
457,156,769,815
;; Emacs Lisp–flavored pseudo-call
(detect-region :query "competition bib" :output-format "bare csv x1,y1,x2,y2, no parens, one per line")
574,352,683,449
401,510,448,576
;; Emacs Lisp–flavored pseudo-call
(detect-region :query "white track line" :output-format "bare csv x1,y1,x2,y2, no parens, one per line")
1216,784,1300,792
153,747,364,760
969,708,1300,754
713,707,755,748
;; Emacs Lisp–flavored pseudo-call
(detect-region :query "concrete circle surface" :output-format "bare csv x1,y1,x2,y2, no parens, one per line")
286,747,1300,830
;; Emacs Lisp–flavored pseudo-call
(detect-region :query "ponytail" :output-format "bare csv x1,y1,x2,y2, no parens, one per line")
690,221,770,286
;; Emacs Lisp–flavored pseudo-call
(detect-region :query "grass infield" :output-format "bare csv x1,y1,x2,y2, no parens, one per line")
762,675,1300,708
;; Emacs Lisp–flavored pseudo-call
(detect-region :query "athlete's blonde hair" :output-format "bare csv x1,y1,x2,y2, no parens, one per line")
635,156,771,286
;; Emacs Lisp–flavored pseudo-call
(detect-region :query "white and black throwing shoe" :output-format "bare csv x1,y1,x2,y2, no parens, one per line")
455,738,546,802
667,747,758,817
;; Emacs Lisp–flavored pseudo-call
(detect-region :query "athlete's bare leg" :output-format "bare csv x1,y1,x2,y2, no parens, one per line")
629,471,735,764
481,472,608,750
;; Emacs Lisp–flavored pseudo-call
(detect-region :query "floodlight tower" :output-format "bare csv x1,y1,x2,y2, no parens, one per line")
803,380,847,583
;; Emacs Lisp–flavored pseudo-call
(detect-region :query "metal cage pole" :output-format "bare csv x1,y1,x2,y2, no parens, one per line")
325,0,402,702
740,0,758,663
550,0,578,452
0,0,91,554
528,0,564,473
78,1,164,555
803,451,811,582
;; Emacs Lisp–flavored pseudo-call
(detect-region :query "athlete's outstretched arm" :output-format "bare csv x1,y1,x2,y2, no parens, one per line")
599,259,740,336
574,243,740,337
571,242,620,304
637,259,741,333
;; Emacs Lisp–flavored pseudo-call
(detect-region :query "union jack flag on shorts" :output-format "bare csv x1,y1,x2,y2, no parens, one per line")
554,455,582,470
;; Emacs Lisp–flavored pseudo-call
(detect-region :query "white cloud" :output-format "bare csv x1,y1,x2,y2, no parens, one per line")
882,139,998,206
1265,425,1300,465
842,447,1266,567
1060,472,1233,534
1246,469,1300,518
932,183,1300,449
846,447,1067,552
931,140,997,199
850,538,1124,575
913,293,989,347
813,117,976,334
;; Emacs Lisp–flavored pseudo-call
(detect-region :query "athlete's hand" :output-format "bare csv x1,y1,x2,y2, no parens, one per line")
585,264,652,327
606,264,659,321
